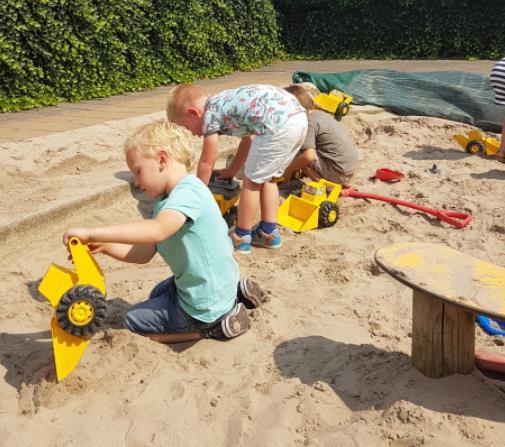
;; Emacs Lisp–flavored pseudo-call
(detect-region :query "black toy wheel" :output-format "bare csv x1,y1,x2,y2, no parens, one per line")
224,205,238,228
318,201,339,228
56,285,106,337
465,140,485,155
334,102,349,121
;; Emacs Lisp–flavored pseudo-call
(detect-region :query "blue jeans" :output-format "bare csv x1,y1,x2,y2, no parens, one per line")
124,277,219,334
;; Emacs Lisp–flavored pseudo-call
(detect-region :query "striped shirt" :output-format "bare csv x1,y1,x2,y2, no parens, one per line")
490,57,505,105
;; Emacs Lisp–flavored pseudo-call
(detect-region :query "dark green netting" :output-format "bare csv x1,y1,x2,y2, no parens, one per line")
293,70,503,132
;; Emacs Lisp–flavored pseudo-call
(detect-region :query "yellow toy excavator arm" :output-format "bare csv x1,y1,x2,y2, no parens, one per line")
68,237,106,295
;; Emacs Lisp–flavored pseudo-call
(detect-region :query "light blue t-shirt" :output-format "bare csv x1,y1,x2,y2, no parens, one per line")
152,175,239,323
202,84,305,137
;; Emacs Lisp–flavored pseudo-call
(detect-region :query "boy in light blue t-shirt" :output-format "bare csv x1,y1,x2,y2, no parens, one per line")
63,120,263,343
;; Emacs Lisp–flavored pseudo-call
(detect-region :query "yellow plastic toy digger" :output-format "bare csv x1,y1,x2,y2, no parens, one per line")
313,89,353,120
38,237,107,381
208,173,241,227
278,179,342,232
454,129,500,156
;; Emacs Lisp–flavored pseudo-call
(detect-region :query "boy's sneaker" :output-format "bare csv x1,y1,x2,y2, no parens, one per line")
202,302,251,340
237,278,263,309
251,228,282,249
229,230,251,254
221,302,251,338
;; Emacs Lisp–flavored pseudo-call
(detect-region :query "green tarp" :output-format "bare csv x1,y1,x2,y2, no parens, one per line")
293,70,503,133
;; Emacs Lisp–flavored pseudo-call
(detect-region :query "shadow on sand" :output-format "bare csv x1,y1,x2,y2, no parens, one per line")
470,169,505,180
274,335,505,423
114,170,154,218
403,146,469,161
0,279,135,391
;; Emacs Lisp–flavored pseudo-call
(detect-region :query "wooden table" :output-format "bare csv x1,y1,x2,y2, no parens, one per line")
375,242,505,378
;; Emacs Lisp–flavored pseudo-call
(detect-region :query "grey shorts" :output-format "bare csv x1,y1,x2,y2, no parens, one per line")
310,156,354,186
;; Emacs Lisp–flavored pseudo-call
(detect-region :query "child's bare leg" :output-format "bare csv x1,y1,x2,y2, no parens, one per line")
260,180,280,223
146,332,202,344
237,176,261,230
249,180,282,249
283,148,317,180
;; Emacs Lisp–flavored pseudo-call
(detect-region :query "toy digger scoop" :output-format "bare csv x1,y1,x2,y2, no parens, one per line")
38,237,107,381
278,179,342,232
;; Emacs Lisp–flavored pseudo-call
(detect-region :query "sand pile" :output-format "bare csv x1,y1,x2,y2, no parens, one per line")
1,105,505,446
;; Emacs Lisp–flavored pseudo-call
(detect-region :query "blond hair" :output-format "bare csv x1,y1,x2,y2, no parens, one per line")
284,84,316,111
124,119,194,170
166,84,207,120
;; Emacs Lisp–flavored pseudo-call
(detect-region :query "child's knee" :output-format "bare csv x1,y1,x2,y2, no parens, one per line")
124,309,140,333
124,307,154,333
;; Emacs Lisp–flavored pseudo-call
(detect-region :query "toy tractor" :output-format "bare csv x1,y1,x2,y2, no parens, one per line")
38,237,107,381
313,89,353,120
454,130,500,156
208,172,241,227
278,179,342,232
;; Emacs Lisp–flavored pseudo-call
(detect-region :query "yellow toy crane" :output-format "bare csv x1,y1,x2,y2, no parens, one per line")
38,237,107,381
313,89,353,120
454,129,500,156
278,179,342,232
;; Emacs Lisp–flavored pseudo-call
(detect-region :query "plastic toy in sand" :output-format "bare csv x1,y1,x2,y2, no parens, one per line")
454,129,500,156
476,314,505,336
38,237,107,381
208,172,240,227
313,89,353,121
369,168,405,182
278,179,342,232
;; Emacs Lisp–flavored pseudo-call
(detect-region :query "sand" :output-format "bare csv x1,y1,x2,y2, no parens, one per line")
1,103,505,447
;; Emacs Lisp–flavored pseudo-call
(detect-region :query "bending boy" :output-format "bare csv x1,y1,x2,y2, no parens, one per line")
166,84,307,254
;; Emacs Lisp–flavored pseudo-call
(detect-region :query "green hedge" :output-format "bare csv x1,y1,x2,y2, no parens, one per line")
0,0,282,111
274,0,505,60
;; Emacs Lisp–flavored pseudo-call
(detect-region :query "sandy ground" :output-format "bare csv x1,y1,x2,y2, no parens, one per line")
1,103,505,447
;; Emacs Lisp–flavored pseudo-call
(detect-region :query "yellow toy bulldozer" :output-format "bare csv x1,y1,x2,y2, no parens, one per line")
208,172,241,227
313,89,353,120
38,237,107,381
278,179,342,232
454,129,500,156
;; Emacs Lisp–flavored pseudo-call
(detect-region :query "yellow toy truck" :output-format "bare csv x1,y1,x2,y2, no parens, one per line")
208,172,240,227
313,89,353,120
38,237,107,381
454,129,500,156
278,179,342,232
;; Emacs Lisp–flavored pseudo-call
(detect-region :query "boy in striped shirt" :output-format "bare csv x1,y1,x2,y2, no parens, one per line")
490,57,505,162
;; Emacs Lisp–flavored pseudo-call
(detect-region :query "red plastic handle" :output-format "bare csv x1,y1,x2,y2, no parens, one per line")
341,188,472,229
436,210,472,229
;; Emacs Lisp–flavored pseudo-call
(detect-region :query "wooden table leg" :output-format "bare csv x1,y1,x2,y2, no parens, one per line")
411,289,475,378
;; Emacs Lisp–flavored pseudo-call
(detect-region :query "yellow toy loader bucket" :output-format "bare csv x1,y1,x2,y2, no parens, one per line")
278,195,319,232
454,130,500,156
38,237,106,381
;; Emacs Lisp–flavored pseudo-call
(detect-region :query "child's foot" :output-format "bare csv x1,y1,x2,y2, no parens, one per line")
251,228,282,249
237,278,263,309
221,302,251,338
229,230,251,254
202,303,251,340
496,149,505,163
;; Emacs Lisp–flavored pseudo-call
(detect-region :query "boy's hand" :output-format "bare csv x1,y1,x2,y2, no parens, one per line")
63,227,92,245
214,167,234,179
87,242,108,254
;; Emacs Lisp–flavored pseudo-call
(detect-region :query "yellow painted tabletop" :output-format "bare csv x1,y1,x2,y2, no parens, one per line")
375,242,505,320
